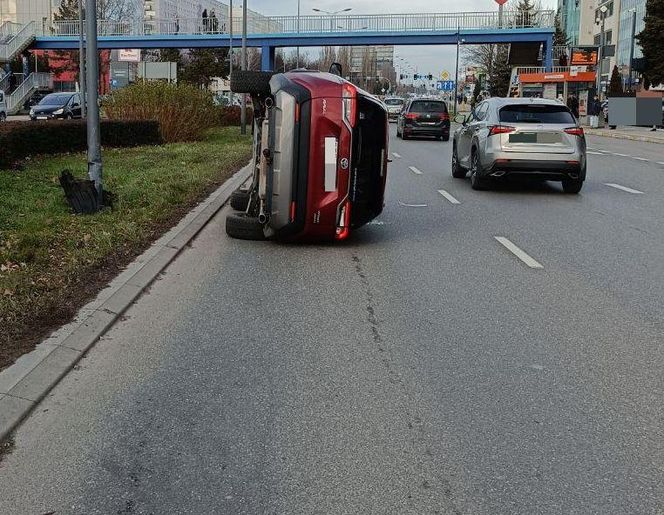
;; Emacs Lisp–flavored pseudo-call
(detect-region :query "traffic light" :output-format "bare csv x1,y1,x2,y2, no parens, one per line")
428,74,433,80
400,74,405,80
413,74,419,80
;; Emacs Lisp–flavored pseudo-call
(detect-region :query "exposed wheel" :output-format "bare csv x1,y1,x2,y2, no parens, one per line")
396,127,402,138
230,70,274,95
562,179,583,194
442,134,450,142
229,189,250,211
0,112,6,122
225,213,266,240
451,144,466,178
402,132,409,140
469,149,488,190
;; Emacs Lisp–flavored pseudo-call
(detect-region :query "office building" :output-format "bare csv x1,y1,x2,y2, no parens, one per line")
615,0,646,83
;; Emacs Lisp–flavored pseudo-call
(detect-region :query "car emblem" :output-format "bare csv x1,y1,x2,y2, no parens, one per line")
426,114,431,118
340,158,349,170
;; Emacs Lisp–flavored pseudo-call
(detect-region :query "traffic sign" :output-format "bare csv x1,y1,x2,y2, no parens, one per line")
441,70,450,81
436,80,455,91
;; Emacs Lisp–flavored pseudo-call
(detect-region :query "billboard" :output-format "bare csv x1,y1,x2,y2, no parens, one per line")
570,47,598,66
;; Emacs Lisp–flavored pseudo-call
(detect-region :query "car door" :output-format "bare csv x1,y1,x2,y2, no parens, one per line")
71,94,82,118
457,105,481,167
397,101,408,133
468,102,489,156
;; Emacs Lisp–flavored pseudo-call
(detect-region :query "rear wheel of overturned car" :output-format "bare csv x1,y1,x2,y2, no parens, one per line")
562,179,584,194
451,144,466,178
229,189,251,211
225,213,266,241
230,70,274,96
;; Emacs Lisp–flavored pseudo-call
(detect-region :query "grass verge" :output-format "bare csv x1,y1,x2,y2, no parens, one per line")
0,127,252,371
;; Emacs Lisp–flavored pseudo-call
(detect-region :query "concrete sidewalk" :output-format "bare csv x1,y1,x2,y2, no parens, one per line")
585,125,664,144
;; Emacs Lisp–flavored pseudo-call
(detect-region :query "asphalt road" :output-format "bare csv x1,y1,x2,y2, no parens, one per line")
1,126,663,514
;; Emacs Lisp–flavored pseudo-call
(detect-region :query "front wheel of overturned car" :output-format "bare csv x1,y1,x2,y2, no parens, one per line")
229,189,251,211
230,70,274,96
225,213,266,240
562,179,584,194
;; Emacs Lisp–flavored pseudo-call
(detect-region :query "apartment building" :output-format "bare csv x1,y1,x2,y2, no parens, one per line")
0,0,58,27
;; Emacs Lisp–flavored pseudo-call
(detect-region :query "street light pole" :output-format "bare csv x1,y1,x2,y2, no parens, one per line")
85,0,103,202
627,8,636,92
229,0,233,104
240,0,247,135
78,0,86,118
312,7,352,32
296,0,300,68
454,25,460,115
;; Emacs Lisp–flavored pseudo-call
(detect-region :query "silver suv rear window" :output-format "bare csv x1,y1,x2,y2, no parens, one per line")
385,98,403,105
500,105,575,124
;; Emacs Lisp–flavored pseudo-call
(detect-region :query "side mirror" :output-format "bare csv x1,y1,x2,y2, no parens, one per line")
329,62,343,77
454,113,467,125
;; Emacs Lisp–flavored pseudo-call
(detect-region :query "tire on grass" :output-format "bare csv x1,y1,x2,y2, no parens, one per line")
225,213,266,240
229,189,251,211
230,70,274,96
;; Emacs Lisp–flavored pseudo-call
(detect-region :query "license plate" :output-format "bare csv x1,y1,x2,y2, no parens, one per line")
509,132,537,143
37,116,48,120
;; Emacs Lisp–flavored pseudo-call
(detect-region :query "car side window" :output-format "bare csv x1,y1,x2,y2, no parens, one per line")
0,92,4,102
475,102,488,121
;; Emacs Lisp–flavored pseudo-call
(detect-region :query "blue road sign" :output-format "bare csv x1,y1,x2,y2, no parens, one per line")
437,80,455,91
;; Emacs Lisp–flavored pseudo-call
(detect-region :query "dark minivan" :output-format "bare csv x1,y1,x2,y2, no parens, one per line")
397,98,450,141
30,93,83,121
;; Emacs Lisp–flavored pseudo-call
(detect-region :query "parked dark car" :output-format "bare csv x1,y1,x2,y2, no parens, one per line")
30,92,83,121
23,92,47,113
396,98,450,141
225,67,389,242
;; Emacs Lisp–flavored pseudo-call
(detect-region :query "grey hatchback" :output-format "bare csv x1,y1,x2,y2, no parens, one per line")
452,98,587,193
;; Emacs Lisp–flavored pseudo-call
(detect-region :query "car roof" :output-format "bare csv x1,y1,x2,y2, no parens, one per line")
485,97,565,107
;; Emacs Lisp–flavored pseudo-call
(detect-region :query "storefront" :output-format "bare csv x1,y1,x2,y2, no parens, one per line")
516,70,597,121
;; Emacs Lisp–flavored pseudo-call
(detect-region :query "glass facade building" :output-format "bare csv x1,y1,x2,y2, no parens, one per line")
616,0,646,73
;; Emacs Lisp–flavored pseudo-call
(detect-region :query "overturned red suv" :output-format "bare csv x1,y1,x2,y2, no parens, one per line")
226,67,389,242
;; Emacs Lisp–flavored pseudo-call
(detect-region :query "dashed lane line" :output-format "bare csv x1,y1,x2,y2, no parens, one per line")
438,189,461,204
409,166,423,175
632,157,649,162
605,183,645,194
495,237,544,269
392,152,402,158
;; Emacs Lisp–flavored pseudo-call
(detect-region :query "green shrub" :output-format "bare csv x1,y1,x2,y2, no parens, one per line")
217,106,254,126
0,120,161,169
104,82,218,142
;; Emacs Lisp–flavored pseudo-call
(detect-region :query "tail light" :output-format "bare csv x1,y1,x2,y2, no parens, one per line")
440,112,449,121
405,113,418,120
335,199,352,241
564,127,584,137
342,83,357,127
488,125,516,136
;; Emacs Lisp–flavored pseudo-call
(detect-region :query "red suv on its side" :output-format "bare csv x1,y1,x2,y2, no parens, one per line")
226,68,389,242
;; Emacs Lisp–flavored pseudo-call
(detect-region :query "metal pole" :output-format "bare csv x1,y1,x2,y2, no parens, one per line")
627,9,636,92
498,4,503,28
240,0,247,135
296,0,300,68
596,13,604,99
85,0,103,201
229,0,233,105
454,26,460,115
78,0,86,118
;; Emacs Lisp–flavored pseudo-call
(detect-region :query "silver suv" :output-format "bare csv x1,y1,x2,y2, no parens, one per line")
452,98,587,193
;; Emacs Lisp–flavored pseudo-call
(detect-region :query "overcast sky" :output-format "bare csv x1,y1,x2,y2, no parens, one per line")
246,0,557,78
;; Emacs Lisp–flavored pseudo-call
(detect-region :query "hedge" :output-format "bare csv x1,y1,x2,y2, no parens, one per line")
217,106,254,127
0,120,162,169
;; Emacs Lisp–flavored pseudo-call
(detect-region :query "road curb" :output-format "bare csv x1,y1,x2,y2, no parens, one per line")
0,162,253,442
585,129,664,144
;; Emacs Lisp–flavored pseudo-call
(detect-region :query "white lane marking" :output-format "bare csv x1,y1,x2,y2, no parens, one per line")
605,183,645,194
392,152,402,158
409,166,423,175
438,189,460,204
612,153,630,157
587,151,604,155
632,157,649,162
398,200,428,208
658,162,664,166
494,237,544,269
